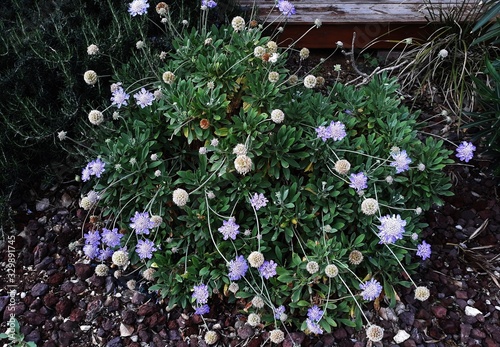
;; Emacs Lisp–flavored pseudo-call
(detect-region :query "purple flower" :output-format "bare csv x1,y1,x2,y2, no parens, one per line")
128,0,149,16
377,214,406,244
82,166,92,182
274,305,286,319
195,304,210,315
101,228,123,248
228,255,248,281
456,141,476,162
218,217,240,240
259,260,277,279
135,239,157,259
111,87,130,108
83,244,100,259
349,172,368,192
133,88,154,108
97,247,113,261
130,211,155,235
84,230,101,245
201,0,217,8
315,125,332,142
192,284,209,304
328,121,347,141
277,0,296,17
307,305,323,322
390,149,412,174
306,318,323,335
359,278,383,301
250,193,268,210
416,240,431,260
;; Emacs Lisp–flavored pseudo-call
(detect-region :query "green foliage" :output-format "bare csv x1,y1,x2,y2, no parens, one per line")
75,7,457,335
0,318,36,347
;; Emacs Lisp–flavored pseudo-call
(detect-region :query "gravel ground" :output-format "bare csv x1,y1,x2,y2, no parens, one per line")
0,152,499,347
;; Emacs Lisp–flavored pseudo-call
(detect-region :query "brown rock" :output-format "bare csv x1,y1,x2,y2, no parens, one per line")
55,297,72,317
471,328,486,339
31,283,49,297
237,324,254,339
74,263,94,280
43,292,59,307
24,312,46,326
431,305,447,319
137,303,157,316
47,272,65,286
69,308,85,322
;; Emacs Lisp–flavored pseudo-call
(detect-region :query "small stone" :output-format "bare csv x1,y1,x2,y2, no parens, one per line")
74,263,94,280
120,323,134,337
456,290,468,299
137,303,157,316
237,324,255,339
471,328,486,339
122,310,137,325
106,336,123,347
394,330,411,343
131,292,146,305
25,329,41,344
23,312,46,326
465,306,483,317
431,305,447,319
461,323,472,343
55,297,73,317
58,331,74,347
80,325,92,331
59,320,77,332
333,327,347,340
47,272,65,286
402,339,416,347
36,198,50,211
400,311,415,326
31,283,49,297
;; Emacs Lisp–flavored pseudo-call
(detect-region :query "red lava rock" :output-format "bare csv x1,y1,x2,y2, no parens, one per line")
237,324,255,339
59,320,77,332
58,331,74,347
471,328,486,339
137,302,157,316
431,305,447,318
55,297,73,317
29,298,43,310
441,319,460,335
131,292,146,305
47,272,65,286
321,333,336,346
122,309,137,325
24,311,46,325
456,290,468,299
168,320,179,330
333,327,348,340
138,329,151,342
484,337,499,347
60,281,74,293
169,329,182,341
25,329,41,344
74,263,94,280
461,323,472,343
88,274,106,287
69,308,85,322
71,280,87,294
43,292,59,307
403,339,417,347
101,318,114,331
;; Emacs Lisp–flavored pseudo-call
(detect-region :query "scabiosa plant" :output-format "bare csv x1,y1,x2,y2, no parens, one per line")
101,228,123,248
128,0,149,16
390,149,412,173
359,278,383,301
277,0,296,17
349,172,368,192
307,305,323,322
456,141,476,162
130,211,155,235
135,239,157,259
133,88,154,108
416,240,431,260
201,0,217,8
111,87,130,108
218,217,240,240
227,255,248,280
377,214,406,244
249,193,268,210
259,260,277,279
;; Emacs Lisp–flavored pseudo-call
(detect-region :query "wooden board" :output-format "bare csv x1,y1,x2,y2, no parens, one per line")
238,0,481,48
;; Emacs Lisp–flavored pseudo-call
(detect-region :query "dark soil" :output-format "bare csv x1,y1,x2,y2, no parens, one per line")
1,51,499,347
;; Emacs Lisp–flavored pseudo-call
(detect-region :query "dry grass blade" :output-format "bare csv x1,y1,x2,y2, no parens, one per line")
467,218,489,241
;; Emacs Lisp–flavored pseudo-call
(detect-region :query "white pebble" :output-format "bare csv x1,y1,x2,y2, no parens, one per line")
465,306,482,316
393,330,411,344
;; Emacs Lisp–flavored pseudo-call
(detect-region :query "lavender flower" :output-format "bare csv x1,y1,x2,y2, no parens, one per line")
390,149,412,173
277,0,296,17
128,0,149,16
258,260,277,279
101,228,123,248
84,230,101,246
328,121,347,141
83,244,100,259
349,172,368,192
250,193,268,210
416,240,431,260
315,125,332,142
135,239,157,259
82,158,106,182
130,211,155,235
377,214,406,244
133,88,154,108
81,166,92,182
456,141,476,162
307,305,323,322
306,318,324,335
195,304,210,315
97,248,113,261
359,278,383,301
218,217,240,240
228,255,248,281
111,87,130,108
192,284,209,304
274,305,286,319
201,0,217,8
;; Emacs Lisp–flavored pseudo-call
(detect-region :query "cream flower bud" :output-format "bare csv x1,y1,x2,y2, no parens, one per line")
95,264,109,276
231,16,245,32
414,286,430,301
172,188,189,207
271,109,285,123
204,331,218,345
88,110,104,125
303,75,317,89
162,71,176,84
299,47,310,60
234,155,252,175
334,159,351,175
269,329,285,344
325,264,338,278
306,261,319,274
247,313,260,327
84,70,98,85
348,250,363,265
87,44,99,55
248,251,265,268
361,198,379,215
366,325,384,342
112,250,129,267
